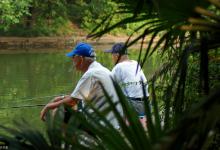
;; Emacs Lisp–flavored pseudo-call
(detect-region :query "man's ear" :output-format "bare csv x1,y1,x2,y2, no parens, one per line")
79,56,84,62
112,54,118,58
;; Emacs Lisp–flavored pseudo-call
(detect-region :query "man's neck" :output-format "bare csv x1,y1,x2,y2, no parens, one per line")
117,55,130,63
81,61,94,72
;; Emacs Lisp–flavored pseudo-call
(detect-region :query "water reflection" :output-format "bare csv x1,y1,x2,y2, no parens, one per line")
0,49,160,131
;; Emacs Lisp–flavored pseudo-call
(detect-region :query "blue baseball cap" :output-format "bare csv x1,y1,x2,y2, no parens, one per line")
66,42,96,57
104,43,128,54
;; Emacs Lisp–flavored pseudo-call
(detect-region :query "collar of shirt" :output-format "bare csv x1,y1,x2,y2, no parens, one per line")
88,61,101,70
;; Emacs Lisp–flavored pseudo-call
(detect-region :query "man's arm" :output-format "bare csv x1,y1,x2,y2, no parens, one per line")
40,96,78,121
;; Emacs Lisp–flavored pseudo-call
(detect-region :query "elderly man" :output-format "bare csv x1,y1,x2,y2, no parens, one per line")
40,42,121,128
105,43,149,127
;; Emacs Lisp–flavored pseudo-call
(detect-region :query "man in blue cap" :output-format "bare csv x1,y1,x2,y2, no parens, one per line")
105,42,149,128
40,42,121,128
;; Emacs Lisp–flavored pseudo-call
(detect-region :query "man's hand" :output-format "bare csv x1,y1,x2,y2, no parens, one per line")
40,101,61,121
40,105,48,121
40,96,78,121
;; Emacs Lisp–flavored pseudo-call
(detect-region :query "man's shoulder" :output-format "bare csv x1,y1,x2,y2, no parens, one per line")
113,60,137,70
87,61,111,76
112,62,126,74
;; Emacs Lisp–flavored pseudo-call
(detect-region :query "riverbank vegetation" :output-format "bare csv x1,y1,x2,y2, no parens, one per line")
0,0,144,36
0,0,220,149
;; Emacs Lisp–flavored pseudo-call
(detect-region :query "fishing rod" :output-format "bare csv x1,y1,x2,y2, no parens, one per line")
2,94,67,103
0,104,46,110
0,93,69,110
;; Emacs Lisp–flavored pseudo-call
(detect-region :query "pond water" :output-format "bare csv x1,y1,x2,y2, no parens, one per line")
0,47,161,132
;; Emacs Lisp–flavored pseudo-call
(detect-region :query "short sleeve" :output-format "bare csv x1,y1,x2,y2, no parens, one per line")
71,74,92,100
140,69,149,96
140,70,147,82
111,66,121,83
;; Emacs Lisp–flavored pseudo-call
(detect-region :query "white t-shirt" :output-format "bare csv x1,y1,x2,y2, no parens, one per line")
71,61,121,128
112,60,149,98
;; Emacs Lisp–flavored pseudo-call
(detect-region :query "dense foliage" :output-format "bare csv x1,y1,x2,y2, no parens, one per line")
0,0,71,36
0,0,142,36
0,0,32,30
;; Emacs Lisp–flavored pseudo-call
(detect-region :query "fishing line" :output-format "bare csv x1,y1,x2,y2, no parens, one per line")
0,104,46,110
1,94,67,103
0,94,68,110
